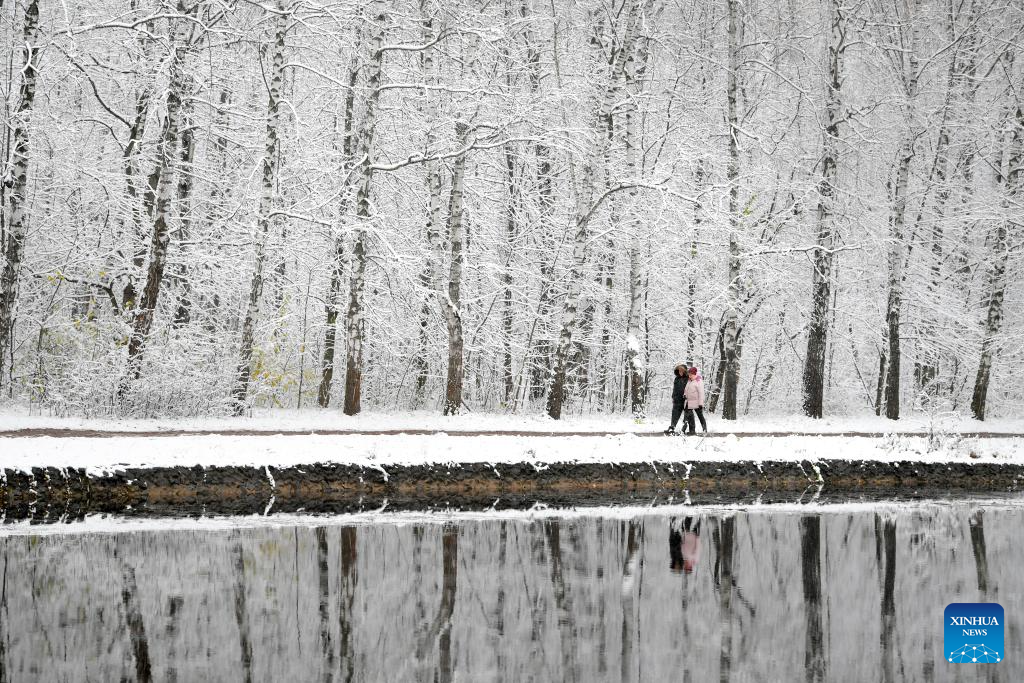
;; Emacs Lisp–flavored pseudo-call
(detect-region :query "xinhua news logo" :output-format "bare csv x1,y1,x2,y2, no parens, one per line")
945,603,1004,664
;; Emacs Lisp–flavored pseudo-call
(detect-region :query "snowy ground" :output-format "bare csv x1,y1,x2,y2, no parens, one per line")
2,407,1022,475
1,405,1022,435
1,431,1022,476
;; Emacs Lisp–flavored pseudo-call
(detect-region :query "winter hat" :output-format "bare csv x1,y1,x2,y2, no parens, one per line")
688,367,698,376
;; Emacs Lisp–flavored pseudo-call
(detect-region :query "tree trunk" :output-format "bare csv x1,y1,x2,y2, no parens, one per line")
721,0,742,421
625,244,645,419
117,1,193,407
317,44,361,409
547,179,595,420
442,123,471,416
0,0,39,395
172,100,196,328
687,160,706,360
414,3,445,406
874,346,886,416
884,136,914,421
121,10,157,287
882,0,921,421
233,0,288,414
318,237,344,408
523,1,557,402
502,143,517,405
623,23,645,420
343,0,386,416
802,0,844,419
971,94,1021,420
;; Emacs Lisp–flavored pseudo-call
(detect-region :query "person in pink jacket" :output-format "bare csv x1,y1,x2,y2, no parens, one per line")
683,366,707,435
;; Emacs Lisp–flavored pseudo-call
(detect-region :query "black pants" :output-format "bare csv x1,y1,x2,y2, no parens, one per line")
669,402,684,430
684,407,706,434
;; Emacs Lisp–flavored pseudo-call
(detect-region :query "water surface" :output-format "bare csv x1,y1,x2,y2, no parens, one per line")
0,502,1018,681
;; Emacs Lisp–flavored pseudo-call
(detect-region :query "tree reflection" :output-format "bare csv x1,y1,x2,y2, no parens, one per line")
120,563,152,683
876,516,897,683
714,516,736,683
339,527,357,683
3,505,1022,681
315,527,334,683
800,516,825,683
233,542,253,683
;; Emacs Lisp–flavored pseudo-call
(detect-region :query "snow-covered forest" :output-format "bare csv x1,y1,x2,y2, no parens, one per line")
0,0,1021,420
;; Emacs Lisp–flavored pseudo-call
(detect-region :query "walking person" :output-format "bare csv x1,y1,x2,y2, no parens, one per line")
664,363,689,434
683,366,707,435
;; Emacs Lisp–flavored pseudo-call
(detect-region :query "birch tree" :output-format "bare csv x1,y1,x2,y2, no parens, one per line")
441,122,471,415
971,53,1021,420
232,0,289,414
720,0,742,421
117,0,196,407
0,0,40,394
316,28,362,409
342,0,387,416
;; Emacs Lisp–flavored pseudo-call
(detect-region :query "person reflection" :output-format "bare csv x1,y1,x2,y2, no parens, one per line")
670,516,702,574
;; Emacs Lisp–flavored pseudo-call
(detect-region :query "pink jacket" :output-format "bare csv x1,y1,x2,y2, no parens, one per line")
683,378,704,408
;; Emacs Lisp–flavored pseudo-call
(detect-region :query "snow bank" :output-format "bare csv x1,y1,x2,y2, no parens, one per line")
1,431,1021,476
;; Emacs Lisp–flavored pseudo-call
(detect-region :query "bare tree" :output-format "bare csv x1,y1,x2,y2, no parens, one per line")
721,0,742,421
413,0,444,405
317,29,362,409
879,0,923,421
117,0,196,407
802,0,846,418
0,0,40,394
442,122,471,415
233,0,290,413
971,56,1021,420
343,0,387,416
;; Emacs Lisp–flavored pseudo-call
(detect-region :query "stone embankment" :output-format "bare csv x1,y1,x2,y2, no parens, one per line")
3,459,1022,522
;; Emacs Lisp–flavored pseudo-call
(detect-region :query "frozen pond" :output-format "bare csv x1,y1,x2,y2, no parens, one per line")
0,502,1018,681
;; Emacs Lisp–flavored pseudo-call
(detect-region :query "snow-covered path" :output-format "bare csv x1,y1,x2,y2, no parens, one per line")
3,427,1024,438
3,408,1024,436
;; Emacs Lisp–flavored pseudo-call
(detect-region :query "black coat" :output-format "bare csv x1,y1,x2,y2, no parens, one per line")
672,369,688,404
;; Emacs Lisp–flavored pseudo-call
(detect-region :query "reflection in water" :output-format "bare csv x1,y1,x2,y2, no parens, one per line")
800,516,824,683
1,503,1022,682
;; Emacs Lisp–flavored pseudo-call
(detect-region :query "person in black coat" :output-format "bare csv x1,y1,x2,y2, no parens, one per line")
664,363,689,434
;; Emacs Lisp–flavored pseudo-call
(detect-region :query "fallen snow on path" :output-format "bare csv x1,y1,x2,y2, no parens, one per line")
1,432,1021,476
1,406,1022,435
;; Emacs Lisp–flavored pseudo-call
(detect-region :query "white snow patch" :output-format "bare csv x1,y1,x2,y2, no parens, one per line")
0,432,1021,474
